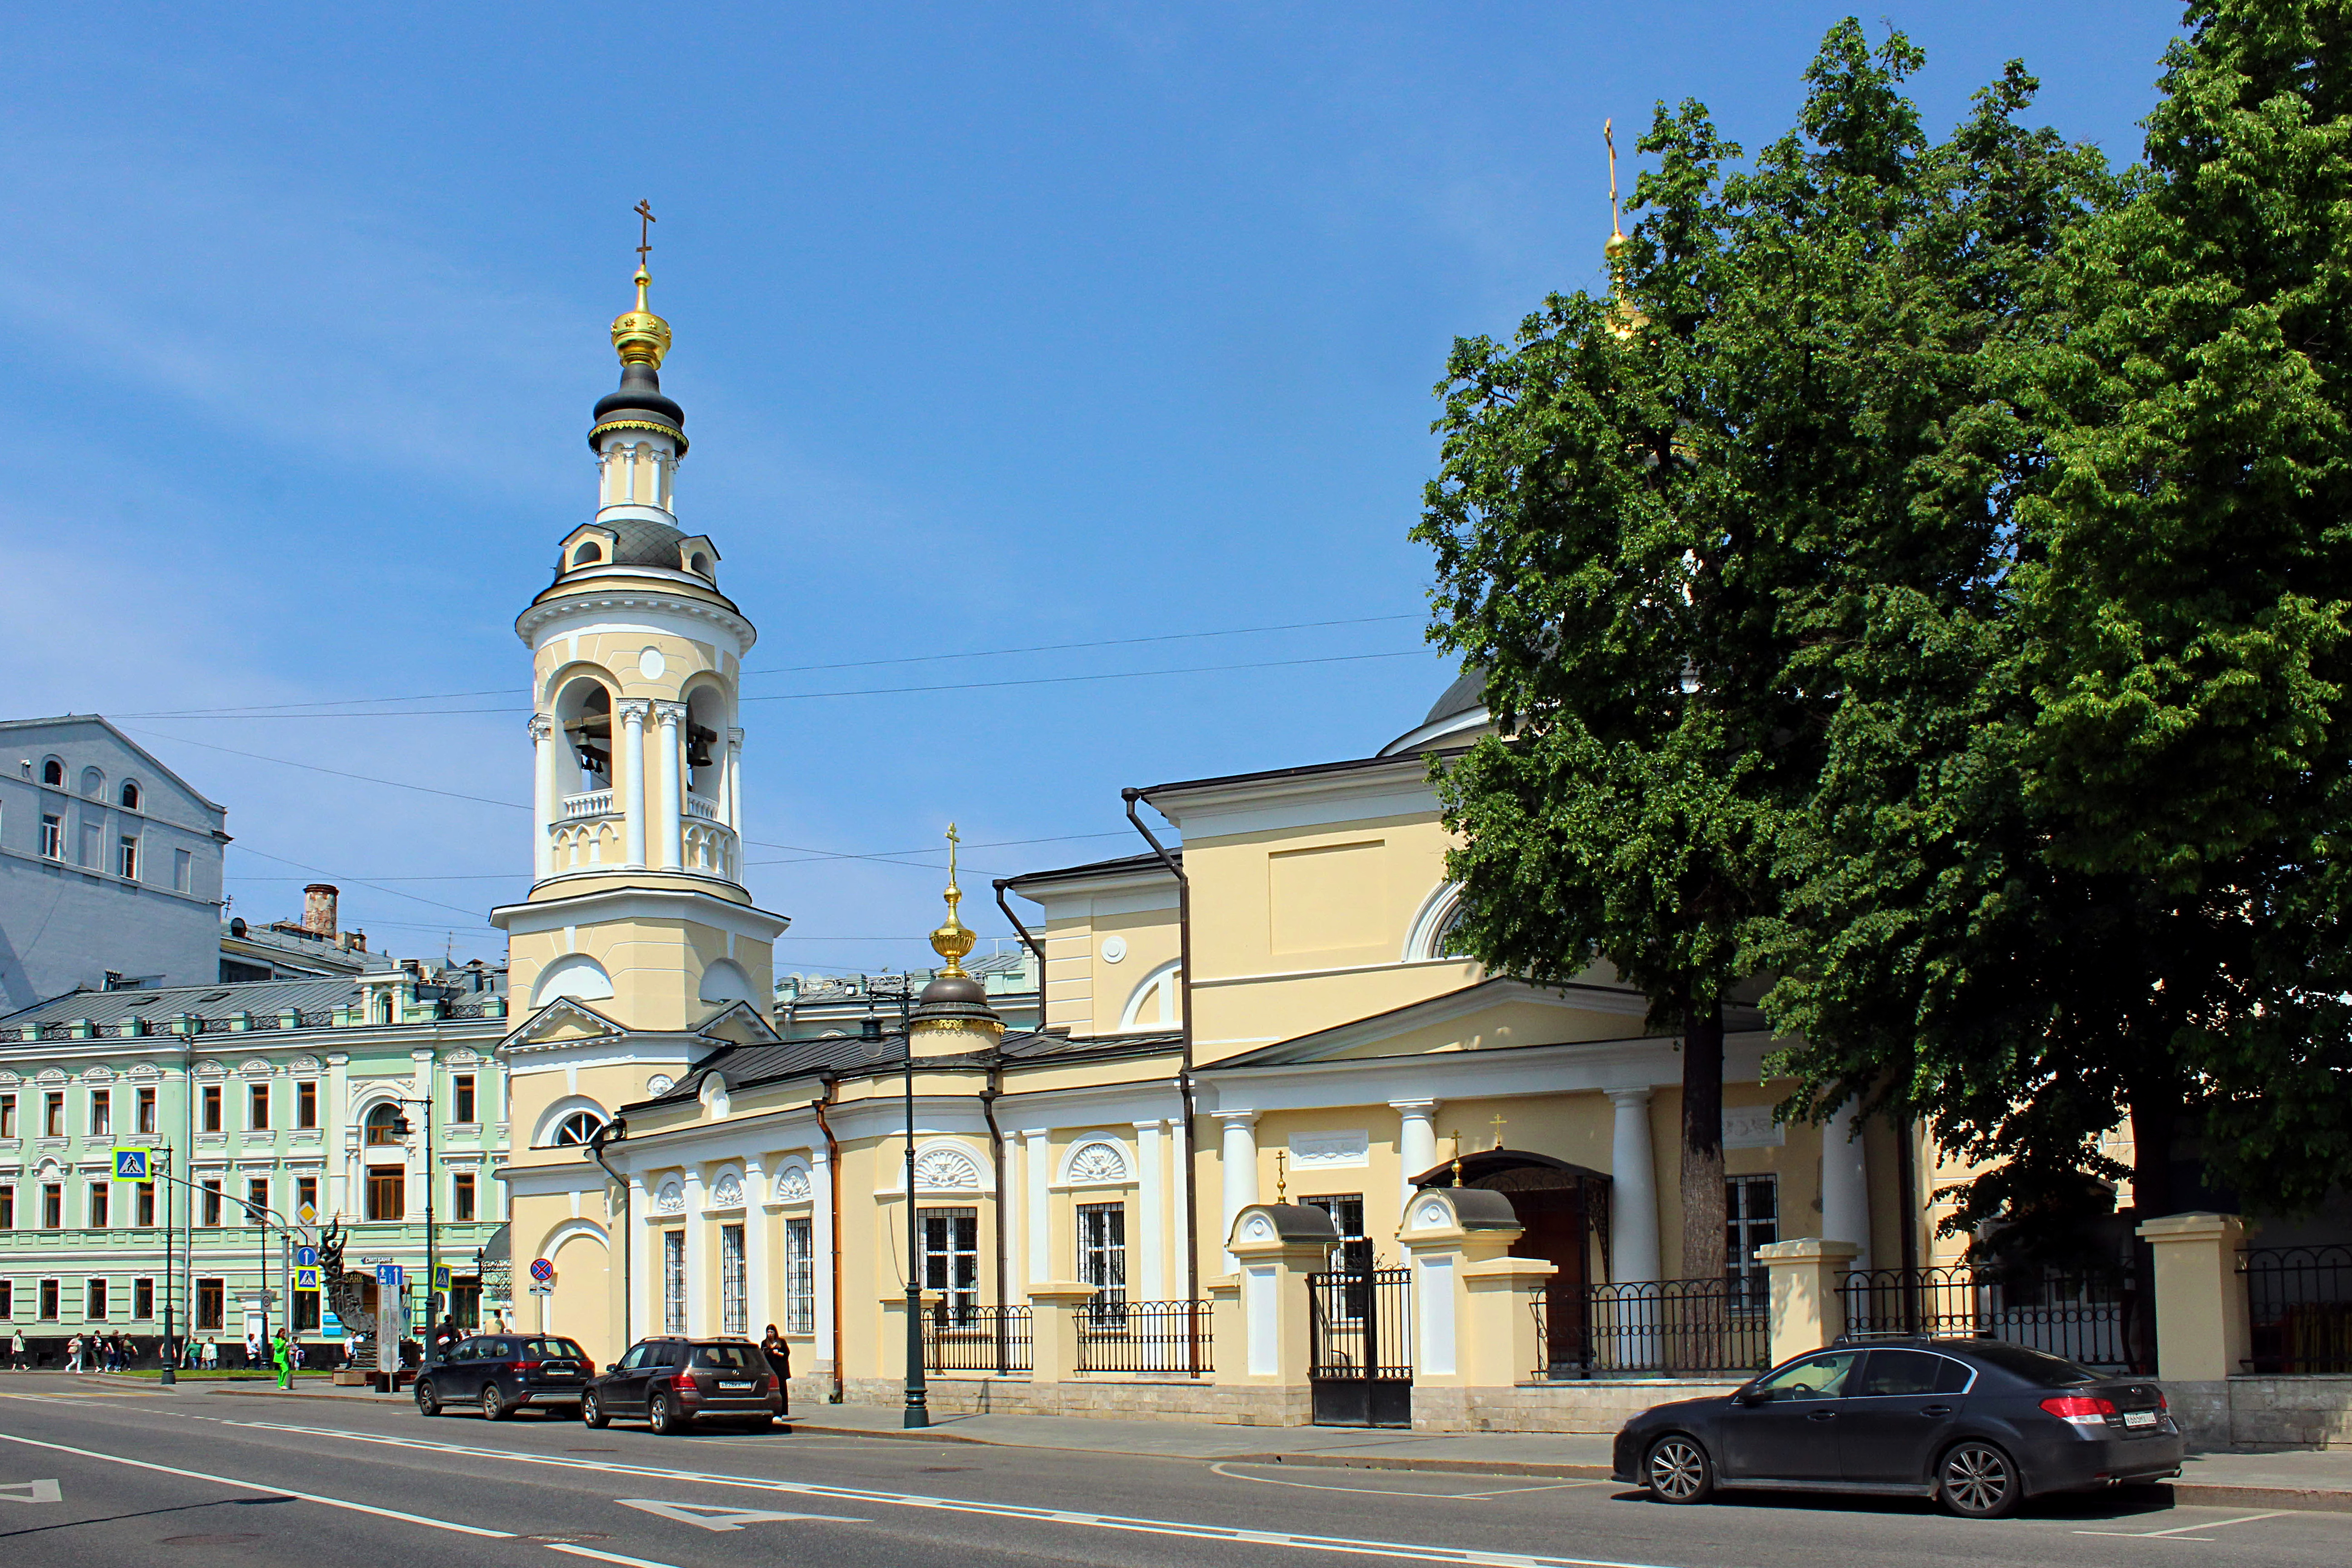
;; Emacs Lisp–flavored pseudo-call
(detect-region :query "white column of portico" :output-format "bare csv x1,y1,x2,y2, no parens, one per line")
1022,1129,1051,1286
1215,1111,1260,1269
628,1171,657,1339
1820,1101,1871,1272
681,1170,712,1336
742,1156,770,1336
809,1142,836,1364
1135,1121,1167,1302
529,715,557,882
1607,1089,1662,1284
619,701,650,867
653,701,686,871
1390,1098,1441,1210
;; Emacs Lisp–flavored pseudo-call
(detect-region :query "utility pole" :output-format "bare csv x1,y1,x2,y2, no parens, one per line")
900,980,928,1429
159,1147,176,1386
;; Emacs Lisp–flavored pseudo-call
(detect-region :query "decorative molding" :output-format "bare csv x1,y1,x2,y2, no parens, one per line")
1723,1106,1786,1149
709,1170,745,1209
1287,1130,1370,1170
652,1180,685,1214
647,1073,675,1095
773,1162,813,1204
913,1146,983,1193
1062,1139,1130,1186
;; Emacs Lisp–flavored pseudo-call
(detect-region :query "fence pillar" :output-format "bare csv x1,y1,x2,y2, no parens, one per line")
1397,1186,1538,1387
1220,1203,1338,1420
1757,1238,1862,1368
877,1294,910,1382
2135,1211,2249,1382
1026,1282,1095,1383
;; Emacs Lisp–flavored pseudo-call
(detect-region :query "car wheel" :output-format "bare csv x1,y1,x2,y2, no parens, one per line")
650,1391,690,1436
1644,1435,1714,1504
582,1391,609,1429
1938,1440,2019,1519
414,1379,441,1418
481,1384,508,1422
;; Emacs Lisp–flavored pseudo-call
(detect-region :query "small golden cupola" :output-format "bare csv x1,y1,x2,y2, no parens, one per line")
909,823,1003,1055
1603,118,1648,341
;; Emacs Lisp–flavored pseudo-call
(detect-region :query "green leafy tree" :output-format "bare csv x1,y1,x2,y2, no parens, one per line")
1415,21,2093,1278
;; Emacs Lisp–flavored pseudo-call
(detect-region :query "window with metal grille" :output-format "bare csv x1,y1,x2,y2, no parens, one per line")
919,1207,980,1325
1302,1193,1372,1274
720,1224,748,1337
783,1217,815,1335
662,1230,686,1333
1077,1202,1127,1325
1726,1175,1779,1311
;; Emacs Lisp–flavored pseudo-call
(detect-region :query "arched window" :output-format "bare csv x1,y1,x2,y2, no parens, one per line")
40,758,63,787
688,551,711,576
572,542,603,567
364,1104,406,1146
119,780,142,810
1118,961,1182,1032
553,1111,605,1147
80,767,103,798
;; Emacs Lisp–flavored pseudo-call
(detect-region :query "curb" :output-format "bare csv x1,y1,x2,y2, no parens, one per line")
1226,1452,1614,1480
2168,1482,2352,1513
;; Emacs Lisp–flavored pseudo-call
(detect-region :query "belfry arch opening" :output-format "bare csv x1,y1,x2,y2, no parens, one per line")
554,677,614,796
685,683,729,802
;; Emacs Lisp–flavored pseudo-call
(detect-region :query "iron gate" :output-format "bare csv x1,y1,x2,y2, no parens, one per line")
1308,1267,1412,1427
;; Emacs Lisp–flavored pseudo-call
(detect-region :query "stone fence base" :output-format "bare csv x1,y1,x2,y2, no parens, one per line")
1427,1379,1741,1434
2164,1375,2352,1450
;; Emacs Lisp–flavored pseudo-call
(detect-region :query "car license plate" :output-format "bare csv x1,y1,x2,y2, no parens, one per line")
719,1380,754,1391
2124,1410,2157,1428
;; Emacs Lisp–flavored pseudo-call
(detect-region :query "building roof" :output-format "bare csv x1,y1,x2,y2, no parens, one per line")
0,976,359,1034
0,714,228,815
637,1025,1184,1111
1001,849,1177,890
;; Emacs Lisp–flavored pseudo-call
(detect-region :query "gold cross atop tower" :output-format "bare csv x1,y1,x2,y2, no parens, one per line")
929,822,975,975
1490,1112,1507,1150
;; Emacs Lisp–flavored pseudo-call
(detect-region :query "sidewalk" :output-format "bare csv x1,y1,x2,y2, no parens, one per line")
172,1379,2352,1511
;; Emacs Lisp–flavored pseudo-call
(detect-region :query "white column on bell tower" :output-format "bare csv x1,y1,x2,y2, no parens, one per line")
619,699,650,868
653,701,686,871
724,727,744,833
529,714,557,882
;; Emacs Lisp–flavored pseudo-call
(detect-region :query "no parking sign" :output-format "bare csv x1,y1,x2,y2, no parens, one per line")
529,1257,555,1283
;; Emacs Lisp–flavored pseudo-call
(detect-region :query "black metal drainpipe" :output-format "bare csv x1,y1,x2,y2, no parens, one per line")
813,1074,845,1404
587,1117,630,1348
1122,788,1199,1373
980,1073,1009,1375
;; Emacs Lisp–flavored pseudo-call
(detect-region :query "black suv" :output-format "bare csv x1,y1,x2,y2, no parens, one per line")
582,1336,782,1435
1613,1338,2184,1518
413,1334,595,1420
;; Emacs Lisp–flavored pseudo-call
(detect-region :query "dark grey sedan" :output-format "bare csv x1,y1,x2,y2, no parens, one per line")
1612,1338,2185,1518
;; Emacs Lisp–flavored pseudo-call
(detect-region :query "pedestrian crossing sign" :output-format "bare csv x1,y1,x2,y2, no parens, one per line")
111,1148,148,1181
433,1265,451,1292
295,1266,320,1291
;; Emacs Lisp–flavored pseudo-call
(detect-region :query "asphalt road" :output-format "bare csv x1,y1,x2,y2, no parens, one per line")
0,1376,2339,1568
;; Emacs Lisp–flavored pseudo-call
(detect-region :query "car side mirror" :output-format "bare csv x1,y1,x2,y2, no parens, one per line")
1733,1387,1772,1406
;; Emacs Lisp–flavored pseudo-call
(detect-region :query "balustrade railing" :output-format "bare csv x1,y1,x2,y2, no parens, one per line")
1534,1278,1771,1380
684,793,720,821
922,1302,1032,1375
1074,1299,1214,1375
562,789,615,818
2243,1246,2352,1375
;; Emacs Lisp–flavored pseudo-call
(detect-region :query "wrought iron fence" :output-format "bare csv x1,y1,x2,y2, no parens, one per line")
1838,1264,2146,1373
921,1302,1032,1375
1074,1298,1214,1375
2243,1246,2352,1375
1534,1278,1771,1380
1308,1268,1414,1380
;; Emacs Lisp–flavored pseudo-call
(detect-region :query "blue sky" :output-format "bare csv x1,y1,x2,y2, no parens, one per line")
2,3,2184,975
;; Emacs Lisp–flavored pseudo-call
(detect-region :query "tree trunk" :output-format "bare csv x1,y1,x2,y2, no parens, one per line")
1679,995,1726,1283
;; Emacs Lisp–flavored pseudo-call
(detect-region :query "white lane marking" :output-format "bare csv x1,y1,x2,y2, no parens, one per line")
2075,1509,2288,1540
0,1479,62,1503
0,1430,512,1540
231,1421,1691,1568
544,1547,684,1568
1209,1462,1597,1501
616,1498,868,1530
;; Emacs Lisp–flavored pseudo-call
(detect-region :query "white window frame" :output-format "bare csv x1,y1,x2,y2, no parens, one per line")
118,835,139,881
40,814,62,859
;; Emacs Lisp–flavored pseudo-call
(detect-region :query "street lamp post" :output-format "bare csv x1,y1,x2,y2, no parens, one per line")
159,1146,176,1387
388,1095,437,1362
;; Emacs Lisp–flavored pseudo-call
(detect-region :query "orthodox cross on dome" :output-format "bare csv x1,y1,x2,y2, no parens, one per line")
1274,1148,1289,1203
635,199,657,267
1489,1112,1507,1150
1604,119,1622,244
929,822,975,976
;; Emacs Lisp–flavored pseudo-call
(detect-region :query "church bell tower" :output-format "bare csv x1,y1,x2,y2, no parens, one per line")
490,242,789,1030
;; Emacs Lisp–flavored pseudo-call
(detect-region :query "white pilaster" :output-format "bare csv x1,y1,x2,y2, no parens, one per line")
1215,1111,1260,1269
1135,1120,1166,1301
682,1169,710,1337
1022,1129,1050,1286
1607,1088,1661,1284
725,728,745,834
742,1156,769,1338
653,701,686,871
618,700,650,867
1820,1100,1871,1272
627,1170,654,1339
1390,1098,1441,1211
810,1142,836,1364
529,714,557,882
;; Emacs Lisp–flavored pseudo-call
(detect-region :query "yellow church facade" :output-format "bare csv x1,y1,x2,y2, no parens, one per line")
490,260,1931,1429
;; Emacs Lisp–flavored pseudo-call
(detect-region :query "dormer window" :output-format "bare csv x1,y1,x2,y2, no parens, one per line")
119,781,142,810
40,759,63,788
572,542,604,567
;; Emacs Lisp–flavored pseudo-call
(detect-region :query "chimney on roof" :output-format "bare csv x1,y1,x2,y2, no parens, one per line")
302,883,339,938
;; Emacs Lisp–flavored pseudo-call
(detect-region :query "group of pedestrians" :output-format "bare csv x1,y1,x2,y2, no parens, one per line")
61,1332,142,1373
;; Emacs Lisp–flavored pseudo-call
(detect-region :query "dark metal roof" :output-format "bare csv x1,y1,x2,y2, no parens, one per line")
638,1026,1183,1109
1002,850,1176,890
1423,665,1489,726
0,976,359,1032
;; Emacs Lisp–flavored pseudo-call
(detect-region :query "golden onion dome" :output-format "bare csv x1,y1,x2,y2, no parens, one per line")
610,266,672,368
927,823,976,976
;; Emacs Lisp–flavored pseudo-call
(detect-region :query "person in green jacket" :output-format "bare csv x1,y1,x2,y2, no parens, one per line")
272,1330,294,1391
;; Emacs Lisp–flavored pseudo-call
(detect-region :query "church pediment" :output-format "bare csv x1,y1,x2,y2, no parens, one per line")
500,996,626,1053
1210,977,1659,1067
693,999,781,1048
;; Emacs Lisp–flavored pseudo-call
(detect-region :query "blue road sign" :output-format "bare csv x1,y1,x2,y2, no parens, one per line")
295,1266,320,1291
111,1148,148,1181
375,1263,404,1293
294,1246,319,1269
